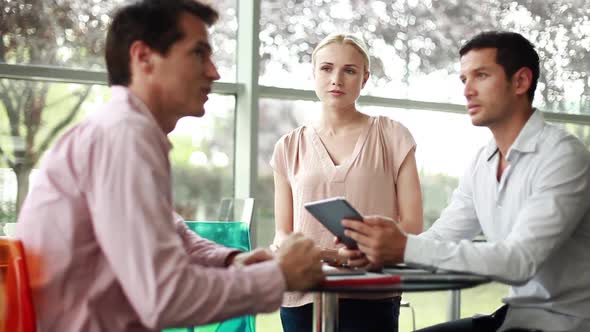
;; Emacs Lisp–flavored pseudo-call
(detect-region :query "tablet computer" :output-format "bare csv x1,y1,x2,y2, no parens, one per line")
304,197,363,248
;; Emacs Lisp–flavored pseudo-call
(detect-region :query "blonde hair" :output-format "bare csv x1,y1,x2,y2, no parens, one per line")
312,33,371,73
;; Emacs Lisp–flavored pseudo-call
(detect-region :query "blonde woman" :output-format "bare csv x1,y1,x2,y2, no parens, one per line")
270,33,424,332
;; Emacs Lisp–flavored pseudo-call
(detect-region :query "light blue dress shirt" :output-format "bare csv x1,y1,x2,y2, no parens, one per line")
405,110,590,331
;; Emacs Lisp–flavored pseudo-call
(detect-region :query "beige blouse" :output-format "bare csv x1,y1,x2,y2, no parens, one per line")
271,115,416,307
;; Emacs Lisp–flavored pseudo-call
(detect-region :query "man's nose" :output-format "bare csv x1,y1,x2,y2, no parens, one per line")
206,60,220,81
463,80,475,98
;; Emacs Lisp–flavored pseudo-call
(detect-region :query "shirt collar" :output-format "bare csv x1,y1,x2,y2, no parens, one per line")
111,85,153,118
485,108,545,161
110,85,173,150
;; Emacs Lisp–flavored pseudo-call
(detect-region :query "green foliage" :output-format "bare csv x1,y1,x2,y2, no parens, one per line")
420,172,459,230
560,122,590,148
2,0,589,232
0,201,16,236
0,0,117,211
260,0,590,114
171,164,233,221
168,135,197,165
255,174,275,222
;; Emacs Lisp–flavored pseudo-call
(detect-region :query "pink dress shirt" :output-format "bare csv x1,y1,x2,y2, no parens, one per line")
15,86,285,332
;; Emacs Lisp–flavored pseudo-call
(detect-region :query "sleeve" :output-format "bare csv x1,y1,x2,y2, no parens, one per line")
405,141,590,285
388,119,417,181
86,123,285,329
173,213,240,267
269,133,289,178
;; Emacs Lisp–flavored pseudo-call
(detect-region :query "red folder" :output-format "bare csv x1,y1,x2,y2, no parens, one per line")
321,275,401,287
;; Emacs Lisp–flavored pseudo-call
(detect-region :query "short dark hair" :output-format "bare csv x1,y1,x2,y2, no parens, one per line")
459,31,540,102
105,0,218,86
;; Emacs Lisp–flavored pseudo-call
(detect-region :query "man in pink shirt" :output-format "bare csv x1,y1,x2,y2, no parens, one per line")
15,1,323,331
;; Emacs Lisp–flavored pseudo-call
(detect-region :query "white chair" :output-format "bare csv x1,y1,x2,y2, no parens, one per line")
217,197,255,225
401,300,416,331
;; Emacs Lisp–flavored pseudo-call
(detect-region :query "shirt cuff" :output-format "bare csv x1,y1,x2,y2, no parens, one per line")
242,260,287,312
404,234,436,267
223,250,243,267
204,246,241,267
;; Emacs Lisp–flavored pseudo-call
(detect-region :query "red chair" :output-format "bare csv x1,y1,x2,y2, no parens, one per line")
0,237,37,332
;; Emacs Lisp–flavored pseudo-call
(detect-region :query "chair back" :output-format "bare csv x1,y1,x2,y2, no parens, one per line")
217,198,255,226
162,222,255,332
184,222,250,252
0,237,37,332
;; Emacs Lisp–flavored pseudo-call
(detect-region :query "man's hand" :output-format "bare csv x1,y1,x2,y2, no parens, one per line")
319,247,347,266
276,233,324,291
341,216,407,266
336,247,375,269
331,237,372,269
230,248,274,267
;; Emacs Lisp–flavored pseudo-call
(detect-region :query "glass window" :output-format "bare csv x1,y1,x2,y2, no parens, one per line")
362,106,491,229
1,0,237,82
0,80,111,235
209,0,238,82
552,122,590,150
257,98,507,329
460,282,509,318
259,0,590,114
0,79,235,234
1,1,124,70
397,290,450,329
256,98,319,246
398,282,510,330
170,94,236,221
257,98,492,239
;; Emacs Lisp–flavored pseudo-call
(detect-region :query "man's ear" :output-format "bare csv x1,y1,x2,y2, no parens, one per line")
512,67,532,98
129,40,155,76
361,71,370,88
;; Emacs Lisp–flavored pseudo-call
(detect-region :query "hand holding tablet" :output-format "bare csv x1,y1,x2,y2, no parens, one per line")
304,197,363,249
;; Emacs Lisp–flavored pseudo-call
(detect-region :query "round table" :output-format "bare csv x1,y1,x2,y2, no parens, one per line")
311,268,491,332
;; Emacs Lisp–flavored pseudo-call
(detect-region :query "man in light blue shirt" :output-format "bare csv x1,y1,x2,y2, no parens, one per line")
340,31,590,332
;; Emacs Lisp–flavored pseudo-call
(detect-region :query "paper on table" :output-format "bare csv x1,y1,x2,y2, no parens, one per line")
382,267,434,275
321,272,401,286
399,273,489,283
322,264,366,276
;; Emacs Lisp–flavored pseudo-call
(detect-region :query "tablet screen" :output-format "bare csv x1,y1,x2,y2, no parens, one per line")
304,197,363,248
